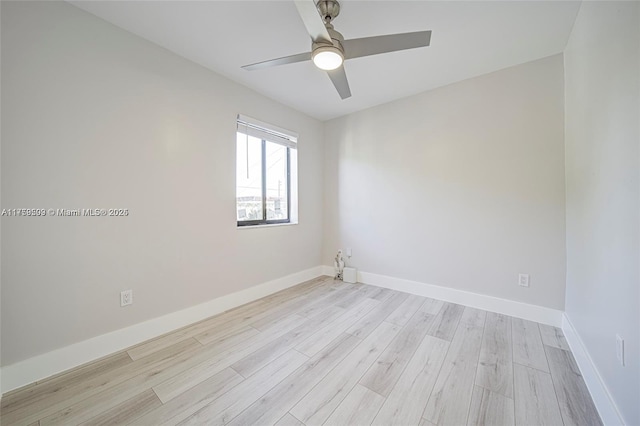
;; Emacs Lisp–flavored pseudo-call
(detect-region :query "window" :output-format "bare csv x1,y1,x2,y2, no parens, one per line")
236,115,298,226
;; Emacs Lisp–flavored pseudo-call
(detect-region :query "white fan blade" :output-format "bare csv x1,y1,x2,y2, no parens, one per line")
242,52,312,71
343,31,432,60
294,0,332,44
327,66,351,99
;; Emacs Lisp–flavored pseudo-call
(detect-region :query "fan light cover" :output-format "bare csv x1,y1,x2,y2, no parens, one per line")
312,46,344,70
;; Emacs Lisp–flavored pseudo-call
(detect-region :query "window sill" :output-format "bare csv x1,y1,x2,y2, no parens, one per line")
236,221,298,230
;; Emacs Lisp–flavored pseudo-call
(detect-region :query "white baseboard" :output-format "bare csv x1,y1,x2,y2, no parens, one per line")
562,314,625,426
322,266,563,326
0,266,324,395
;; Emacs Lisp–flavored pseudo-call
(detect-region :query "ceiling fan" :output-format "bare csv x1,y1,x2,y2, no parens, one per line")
241,0,432,100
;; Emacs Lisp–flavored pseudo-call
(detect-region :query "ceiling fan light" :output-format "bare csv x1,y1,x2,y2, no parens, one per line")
312,46,344,70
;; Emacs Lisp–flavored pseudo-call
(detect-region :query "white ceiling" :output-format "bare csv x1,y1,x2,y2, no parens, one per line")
69,1,580,121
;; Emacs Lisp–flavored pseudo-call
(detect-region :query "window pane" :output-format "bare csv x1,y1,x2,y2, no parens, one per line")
236,133,263,221
265,141,288,221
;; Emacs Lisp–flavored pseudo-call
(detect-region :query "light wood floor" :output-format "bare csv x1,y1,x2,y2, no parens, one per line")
1,276,602,426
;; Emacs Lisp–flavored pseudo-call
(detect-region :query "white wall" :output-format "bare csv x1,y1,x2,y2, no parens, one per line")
324,55,566,310
0,1,324,366
564,2,640,424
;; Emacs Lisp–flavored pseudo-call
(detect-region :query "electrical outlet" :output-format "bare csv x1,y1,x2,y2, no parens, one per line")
120,289,133,307
518,274,530,287
616,334,625,366
346,248,352,257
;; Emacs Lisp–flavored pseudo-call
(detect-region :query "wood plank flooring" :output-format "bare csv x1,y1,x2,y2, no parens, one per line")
1,276,602,426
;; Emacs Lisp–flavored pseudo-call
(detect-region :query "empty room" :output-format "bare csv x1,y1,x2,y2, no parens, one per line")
1,0,638,425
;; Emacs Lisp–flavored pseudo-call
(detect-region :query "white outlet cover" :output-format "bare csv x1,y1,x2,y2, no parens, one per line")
120,290,133,307
518,274,530,287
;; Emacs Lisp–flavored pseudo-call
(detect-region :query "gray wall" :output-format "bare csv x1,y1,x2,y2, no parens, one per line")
324,55,567,310
1,1,324,366
564,2,640,424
